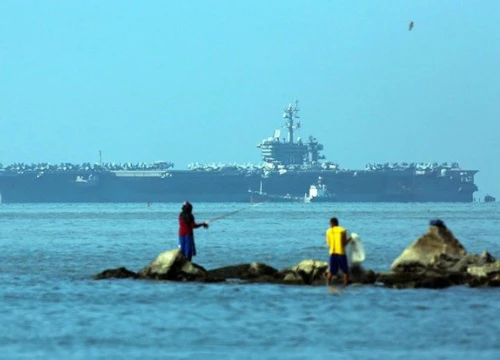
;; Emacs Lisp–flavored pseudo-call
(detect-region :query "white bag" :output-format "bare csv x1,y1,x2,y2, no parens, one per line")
347,232,365,266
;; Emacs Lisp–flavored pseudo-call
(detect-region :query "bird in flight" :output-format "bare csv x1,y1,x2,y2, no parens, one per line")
409,21,414,31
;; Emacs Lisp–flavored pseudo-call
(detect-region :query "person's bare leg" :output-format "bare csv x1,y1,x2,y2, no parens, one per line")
343,273,349,286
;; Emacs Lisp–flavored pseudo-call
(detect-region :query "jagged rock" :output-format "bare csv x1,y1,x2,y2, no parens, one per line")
450,254,481,273
290,259,328,284
137,249,207,281
433,253,462,270
449,252,495,273
467,260,500,278
94,267,138,280
480,251,496,263
391,221,466,273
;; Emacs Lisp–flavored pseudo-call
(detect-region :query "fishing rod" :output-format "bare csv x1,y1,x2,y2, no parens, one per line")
207,201,267,224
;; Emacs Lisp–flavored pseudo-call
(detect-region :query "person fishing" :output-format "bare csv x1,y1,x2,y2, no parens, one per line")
325,217,352,286
178,201,208,261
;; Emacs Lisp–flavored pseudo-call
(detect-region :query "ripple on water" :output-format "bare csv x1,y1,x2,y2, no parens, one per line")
0,203,499,358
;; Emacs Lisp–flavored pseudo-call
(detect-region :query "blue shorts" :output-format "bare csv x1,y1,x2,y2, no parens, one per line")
179,235,196,261
329,254,349,275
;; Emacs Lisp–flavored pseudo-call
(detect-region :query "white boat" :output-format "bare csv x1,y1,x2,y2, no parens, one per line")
304,176,337,203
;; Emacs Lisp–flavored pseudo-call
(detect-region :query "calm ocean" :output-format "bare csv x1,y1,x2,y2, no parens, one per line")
0,202,499,359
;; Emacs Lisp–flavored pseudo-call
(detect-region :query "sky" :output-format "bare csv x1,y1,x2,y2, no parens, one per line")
0,1,499,196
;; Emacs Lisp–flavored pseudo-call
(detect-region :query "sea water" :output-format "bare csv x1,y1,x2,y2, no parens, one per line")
0,202,499,359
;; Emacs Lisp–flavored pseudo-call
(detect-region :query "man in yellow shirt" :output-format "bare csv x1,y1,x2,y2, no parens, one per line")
325,217,351,286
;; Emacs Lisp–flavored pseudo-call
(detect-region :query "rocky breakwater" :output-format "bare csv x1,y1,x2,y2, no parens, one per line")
95,219,499,289
95,249,375,286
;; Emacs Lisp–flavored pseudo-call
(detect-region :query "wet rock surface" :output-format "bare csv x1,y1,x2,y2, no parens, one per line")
391,223,466,273
378,220,498,289
136,249,208,281
94,267,138,280
95,220,499,289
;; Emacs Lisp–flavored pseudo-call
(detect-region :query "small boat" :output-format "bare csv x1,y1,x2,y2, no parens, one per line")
304,177,337,203
248,182,303,203
249,177,338,203
484,194,496,203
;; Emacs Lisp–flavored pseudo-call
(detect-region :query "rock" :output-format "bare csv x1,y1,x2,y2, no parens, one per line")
449,252,495,273
290,259,328,284
449,254,481,273
94,267,138,280
138,249,182,278
468,276,488,288
248,262,279,278
463,259,500,287
480,251,496,263
282,271,305,285
352,266,377,284
446,271,468,285
433,253,462,270
206,264,251,280
416,272,455,289
376,271,419,288
391,221,466,273
179,261,209,281
467,260,500,278
206,262,278,281
376,269,466,289
360,269,377,284
488,274,500,287
137,249,207,281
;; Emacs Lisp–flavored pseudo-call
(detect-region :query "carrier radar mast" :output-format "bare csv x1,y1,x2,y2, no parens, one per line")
283,100,301,143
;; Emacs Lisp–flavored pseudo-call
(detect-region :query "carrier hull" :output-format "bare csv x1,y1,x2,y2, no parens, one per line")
0,168,477,203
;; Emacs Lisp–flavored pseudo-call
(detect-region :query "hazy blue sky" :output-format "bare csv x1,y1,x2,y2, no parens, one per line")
0,1,499,196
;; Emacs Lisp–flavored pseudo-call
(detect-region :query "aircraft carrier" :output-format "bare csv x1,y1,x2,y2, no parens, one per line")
0,101,479,203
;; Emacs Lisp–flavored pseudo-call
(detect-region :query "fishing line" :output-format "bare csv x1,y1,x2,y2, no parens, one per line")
207,201,267,224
